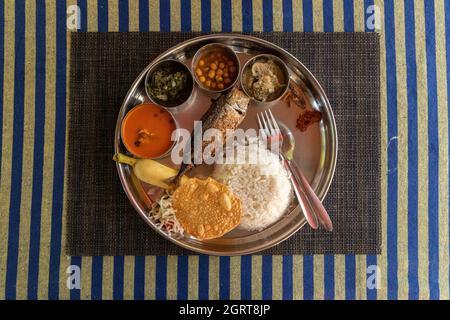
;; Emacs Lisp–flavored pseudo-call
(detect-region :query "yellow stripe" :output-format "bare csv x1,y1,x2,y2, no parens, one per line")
87,0,98,32
334,255,345,300
123,256,135,299
231,0,242,31
292,255,303,299
435,0,449,300
38,0,56,299
375,0,388,300
333,0,344,32
353,0,365,32
312,0,323,32
252,0,263,31
129,0,139,31
102,256,114,300
272,256,283,299
211,0,221,32
394,0,409,300
108,0,118,31
292,0,303,32
167,256,177,300
355,256,366,299
170,0,181,31
251,256,262,300
15,0,36,299
191,0,201,31
209,257,220,300
80,257,92,299
313,255,324,300
0,0,14,300
414,0,430,299
145,256,156,299
150,0,160,31
188,256,199,299
229,256,240,299
273,0,283,31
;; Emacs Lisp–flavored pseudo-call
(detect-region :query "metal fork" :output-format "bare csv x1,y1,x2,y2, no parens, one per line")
257,109,333,231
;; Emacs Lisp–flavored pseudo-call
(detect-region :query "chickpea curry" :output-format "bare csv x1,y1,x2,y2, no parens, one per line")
194,49,238,91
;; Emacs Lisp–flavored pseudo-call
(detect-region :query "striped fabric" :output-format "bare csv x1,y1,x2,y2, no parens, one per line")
0,0,448,300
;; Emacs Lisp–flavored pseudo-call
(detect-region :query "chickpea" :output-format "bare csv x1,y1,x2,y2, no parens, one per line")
219,62,225,69
217,83,225,90
199,59,205,67
196,68,203,76
227,60,234,66
211,82,217,89
208,70,215,79
216,69,223,76
223,72,229,78
229,66,237,73
205,80,211,87
210,63,218,70
214,60,219,65
224,78,231,85
199,76,206,82
216,76,223,82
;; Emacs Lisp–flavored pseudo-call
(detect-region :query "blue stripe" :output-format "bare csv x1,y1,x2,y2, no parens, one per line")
282,0,293,32
159,0,170,31
139,0,149,31
323,0,333,32
302,0,313,32
282,255,293,300
364,0,377,300
201,0,211,32
263,0,273,32
118,0,129,32
241,255,251,299
97,0,108,32
134,256,145,300
113,256,124,300
364,0,374,32
181,0,192,32
445,0,450,300
219,256,230,299
78,0,87,32
69,257,81,300
262,256,272,299
198,255,209,299
177,256,188,299
0,0,3,183
155,256,167,300
27,0,46,300
221,0,231,32
303,255,313,300
385,0,399,300
242,0,252,32
424,0,440,300
404,0,419,300
366,255,378,300
5,0,25,300
324,255,335,300
91,256,103,300
48,0,67,299
345,255,356,300
343,0,354,32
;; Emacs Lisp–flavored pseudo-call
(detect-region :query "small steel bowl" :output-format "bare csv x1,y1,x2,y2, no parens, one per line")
121,103,180,160
191,43,240,93
144,59,194,108
240,54,290,103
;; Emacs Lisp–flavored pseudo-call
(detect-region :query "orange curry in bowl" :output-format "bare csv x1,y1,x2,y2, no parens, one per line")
121,103,177,159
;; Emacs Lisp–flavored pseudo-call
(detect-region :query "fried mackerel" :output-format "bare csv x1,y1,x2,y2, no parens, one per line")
173,87,250,184
173,178,242,240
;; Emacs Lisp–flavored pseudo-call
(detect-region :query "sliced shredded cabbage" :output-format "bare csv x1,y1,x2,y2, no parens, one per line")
148,191,184,238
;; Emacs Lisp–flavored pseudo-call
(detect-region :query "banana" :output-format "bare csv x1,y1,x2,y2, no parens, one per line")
113,153,188,189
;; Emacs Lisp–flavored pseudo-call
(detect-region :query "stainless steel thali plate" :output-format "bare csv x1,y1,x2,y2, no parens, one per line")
114,34,338,255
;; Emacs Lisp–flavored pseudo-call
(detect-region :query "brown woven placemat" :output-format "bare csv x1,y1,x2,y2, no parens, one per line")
66,32,381,256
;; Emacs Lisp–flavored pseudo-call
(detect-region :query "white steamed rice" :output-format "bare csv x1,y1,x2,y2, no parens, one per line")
212,140,292,231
